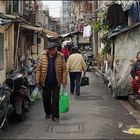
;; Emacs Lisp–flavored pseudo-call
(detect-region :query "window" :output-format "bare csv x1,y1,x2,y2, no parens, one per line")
0,33,4,70
7,0,22,14
13,0,19,13
89,3,92,13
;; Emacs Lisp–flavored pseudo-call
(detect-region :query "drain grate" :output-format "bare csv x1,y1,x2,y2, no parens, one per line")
46,123,84,133
76,95,104,101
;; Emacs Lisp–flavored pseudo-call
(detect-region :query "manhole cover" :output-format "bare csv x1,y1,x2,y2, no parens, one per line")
76,95,103,101
46,123,84,133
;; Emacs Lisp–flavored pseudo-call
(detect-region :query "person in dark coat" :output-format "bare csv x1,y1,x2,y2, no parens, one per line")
131,51,140,79
36,42,67,122
130,51,140,94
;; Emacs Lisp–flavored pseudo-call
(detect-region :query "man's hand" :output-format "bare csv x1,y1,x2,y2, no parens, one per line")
62,84,66,88
36,83,41,89
135,76,139,80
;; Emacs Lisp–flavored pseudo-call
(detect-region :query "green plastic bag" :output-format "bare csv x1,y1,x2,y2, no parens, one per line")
59,87,69,113
31,87,42,102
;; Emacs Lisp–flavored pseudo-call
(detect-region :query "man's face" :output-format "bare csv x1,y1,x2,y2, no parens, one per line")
48,47,57,56
138,53,140,60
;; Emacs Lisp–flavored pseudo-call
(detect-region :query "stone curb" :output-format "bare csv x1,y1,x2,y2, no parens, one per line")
128,95,140,112
93,66,104,79
93,67,140,112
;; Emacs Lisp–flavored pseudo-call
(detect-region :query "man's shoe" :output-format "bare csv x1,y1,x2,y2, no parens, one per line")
76,93,80,96
45,115,51,119
52,117,59,122
15,114,24,121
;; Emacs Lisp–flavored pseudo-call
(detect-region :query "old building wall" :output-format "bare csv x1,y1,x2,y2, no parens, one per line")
0,1,6,13
111,25,140,96
5,24,14,71
0,26,7,84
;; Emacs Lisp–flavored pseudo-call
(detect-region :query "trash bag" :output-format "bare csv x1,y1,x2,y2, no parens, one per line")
59,87,69,113
31,87,42,102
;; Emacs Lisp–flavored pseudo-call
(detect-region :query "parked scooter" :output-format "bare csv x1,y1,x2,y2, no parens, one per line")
83,46,93,71
25,59,37,74
0,84,12,130
5,69,31,121
24,59,37,95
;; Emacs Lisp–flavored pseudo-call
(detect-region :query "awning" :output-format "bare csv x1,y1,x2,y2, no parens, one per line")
0,13,21,25
43,29,59,38
61,33,71,38
21,24,59,37
0,13,20,20
108,22,140,39
21,24,43,32
61,31,80,38
0,18,12,25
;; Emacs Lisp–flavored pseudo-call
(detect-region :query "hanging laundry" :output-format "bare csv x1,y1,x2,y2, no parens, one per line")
130,1,140,23
83,25,91,38
106,3,126,29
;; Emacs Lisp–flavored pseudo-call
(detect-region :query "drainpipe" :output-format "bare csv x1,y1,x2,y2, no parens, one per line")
111,37,116,70
37,32,39,55
14,22,21,69
93,0,98,60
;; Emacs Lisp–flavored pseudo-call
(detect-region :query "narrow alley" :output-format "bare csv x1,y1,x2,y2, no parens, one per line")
1,0,140,139
1,72,140,139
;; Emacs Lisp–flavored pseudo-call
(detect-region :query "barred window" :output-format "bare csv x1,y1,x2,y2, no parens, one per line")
13,0,19,13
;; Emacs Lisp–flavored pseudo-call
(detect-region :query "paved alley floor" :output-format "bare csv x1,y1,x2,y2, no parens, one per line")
1,72,140,139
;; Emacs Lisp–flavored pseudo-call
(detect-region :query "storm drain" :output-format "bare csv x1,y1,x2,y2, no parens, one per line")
46,123,84,133
76,95,104,101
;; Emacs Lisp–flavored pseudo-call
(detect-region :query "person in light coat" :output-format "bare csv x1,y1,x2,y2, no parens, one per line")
67,45,87,96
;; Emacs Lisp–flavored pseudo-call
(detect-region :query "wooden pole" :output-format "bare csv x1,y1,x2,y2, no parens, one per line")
14,22,21,69
92,0,98,60
37,33,39,55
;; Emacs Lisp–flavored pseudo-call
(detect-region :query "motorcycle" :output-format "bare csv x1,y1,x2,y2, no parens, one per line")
24,59,37,95
25,59,37,73
83,47,93,71
5,69,31,121
0,84,12,130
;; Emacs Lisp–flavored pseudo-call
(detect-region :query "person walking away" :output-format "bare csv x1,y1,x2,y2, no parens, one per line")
61,43,69,62
67,45,87,96
36,42,67,121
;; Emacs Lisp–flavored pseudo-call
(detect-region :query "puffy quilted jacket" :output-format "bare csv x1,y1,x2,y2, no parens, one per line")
36,50,67,86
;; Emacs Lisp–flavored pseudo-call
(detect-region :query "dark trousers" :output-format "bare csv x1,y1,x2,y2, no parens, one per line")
42,85,60,118
64,57,68,62
69,72,82,95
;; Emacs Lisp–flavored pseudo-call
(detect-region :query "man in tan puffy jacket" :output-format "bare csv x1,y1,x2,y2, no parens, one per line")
67,46,87,96
36,42,67,121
